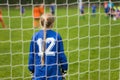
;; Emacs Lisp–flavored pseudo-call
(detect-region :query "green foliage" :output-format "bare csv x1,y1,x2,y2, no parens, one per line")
0,0,119,4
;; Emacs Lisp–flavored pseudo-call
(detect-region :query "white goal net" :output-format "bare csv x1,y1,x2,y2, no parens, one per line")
0,0,119,80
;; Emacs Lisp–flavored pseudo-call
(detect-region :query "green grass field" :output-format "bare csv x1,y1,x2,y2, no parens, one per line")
0,5,120,80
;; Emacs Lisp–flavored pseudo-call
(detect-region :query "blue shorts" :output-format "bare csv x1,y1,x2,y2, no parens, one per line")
92,10,96,13
80,10,84,14
105,8,109,13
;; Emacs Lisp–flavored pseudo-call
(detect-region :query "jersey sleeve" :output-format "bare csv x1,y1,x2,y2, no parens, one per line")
58,34,68,71
28,35,35,73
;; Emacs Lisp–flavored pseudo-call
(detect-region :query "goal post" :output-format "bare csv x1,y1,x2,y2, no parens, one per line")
0,0,120,80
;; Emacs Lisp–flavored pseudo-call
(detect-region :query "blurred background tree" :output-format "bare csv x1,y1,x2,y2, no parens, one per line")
0,0,118,4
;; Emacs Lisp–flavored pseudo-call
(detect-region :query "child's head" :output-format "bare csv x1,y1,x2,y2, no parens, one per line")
40,3,44,7
40,13,55,29
104,1,108,4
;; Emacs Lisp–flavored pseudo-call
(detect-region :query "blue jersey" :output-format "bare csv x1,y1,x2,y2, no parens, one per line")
50,5,55,12
28,29,68,80
80,6,84,12
105,6,110,13
92,5,96,13
80,6,84,14
21,6,24,14
50,4,55,15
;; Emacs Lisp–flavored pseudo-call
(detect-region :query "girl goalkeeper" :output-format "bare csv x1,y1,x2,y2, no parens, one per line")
28,13,68,80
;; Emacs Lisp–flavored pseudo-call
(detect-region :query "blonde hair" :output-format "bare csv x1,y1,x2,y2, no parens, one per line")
40,13,55,28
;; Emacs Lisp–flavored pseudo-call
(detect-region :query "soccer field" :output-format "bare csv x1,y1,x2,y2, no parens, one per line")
0,5,120,80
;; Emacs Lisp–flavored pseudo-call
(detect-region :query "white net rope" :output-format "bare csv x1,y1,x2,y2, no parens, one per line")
0,0,119,80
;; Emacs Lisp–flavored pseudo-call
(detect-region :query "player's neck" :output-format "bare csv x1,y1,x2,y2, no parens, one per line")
42,28,52,30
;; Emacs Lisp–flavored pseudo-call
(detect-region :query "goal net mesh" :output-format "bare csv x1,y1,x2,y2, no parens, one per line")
0,0,119,80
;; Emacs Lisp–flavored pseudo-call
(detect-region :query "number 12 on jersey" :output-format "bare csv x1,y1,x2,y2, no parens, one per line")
37,38,56,56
